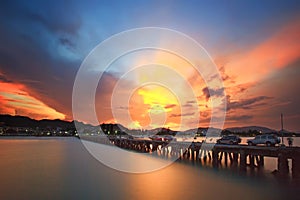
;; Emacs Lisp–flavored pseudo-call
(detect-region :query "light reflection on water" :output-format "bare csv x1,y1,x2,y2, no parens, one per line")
0,138,298,200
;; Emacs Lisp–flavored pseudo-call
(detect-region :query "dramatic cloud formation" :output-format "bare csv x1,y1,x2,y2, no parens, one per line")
224,17,300,85
0,73,65,119
226,96,273,111
0,1,300,131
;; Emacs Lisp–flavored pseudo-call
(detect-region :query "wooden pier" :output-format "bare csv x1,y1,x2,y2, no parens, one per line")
80,136,300,179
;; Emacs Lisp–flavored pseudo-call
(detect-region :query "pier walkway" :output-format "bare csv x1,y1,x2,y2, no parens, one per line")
80,135,300,179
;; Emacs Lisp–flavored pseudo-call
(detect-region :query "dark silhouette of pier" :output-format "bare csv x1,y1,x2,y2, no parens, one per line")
80,135,300,180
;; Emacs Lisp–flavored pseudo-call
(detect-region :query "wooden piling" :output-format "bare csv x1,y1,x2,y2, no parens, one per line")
233,153,239,164
249,155,255,168
278,152,289,177
229,153,233,163
82,136,300,178
240,150,246,172
219,152,224,164
212,150,219,168
292,156,300,179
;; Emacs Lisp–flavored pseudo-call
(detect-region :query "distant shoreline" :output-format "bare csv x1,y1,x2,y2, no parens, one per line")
1,134,299,138
0,135,79,138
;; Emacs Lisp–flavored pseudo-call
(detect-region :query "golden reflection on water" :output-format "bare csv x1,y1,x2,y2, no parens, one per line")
125,159,273,200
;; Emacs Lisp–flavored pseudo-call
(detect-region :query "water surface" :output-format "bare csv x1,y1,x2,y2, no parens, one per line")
0,138,298,200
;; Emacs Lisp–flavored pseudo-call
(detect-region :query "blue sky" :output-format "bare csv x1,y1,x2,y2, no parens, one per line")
0,0,300,131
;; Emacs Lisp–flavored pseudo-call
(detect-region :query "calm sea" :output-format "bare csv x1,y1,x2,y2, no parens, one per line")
0,137,298,200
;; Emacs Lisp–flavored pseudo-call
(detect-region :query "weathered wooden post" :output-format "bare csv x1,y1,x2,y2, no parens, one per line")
224,152,228,166
292,156,300,179
259,156,264,167
219,152,224,164
185,148,190,159
191,148,195,160
198,149,203,159
203,150,207,162
278,152,289,177
229,153,233,163
240,150,246,172
208,151,212,160
212,150,219,168
249,155,255,169
233,153,239,165
195,145,200,161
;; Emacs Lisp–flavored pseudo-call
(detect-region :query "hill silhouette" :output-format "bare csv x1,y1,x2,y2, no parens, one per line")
0,114,75,129
0,114,298,137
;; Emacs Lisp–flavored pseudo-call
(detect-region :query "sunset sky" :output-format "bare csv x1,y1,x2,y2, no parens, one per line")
0,0,300,132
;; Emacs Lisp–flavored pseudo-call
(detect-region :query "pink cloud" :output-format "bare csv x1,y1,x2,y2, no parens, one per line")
226,17,300,84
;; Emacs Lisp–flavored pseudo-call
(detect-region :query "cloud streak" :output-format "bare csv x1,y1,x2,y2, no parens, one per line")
0,75,65,120
227,95,273,111
0,1,299,131
226,17,300,84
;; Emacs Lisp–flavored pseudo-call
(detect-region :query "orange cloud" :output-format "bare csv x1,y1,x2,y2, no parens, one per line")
128,85,181,129
80,18,300,130
226,17,300,85
0,80,65,120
